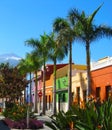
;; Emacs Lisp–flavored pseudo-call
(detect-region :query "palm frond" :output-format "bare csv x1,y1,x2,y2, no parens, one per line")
25,38,40,48
53,17,69,32
88,3,103,26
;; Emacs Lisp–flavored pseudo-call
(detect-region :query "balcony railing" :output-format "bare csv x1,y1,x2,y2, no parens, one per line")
91,57,112,70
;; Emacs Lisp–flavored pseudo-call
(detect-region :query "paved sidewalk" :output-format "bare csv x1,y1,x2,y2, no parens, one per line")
34,113,52,130
0,120,10,130
38,124,52,130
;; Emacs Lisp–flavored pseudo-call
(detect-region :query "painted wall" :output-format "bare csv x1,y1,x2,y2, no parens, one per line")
72,70,87,105
91,65,112,101
56,64,87,111
34,64,68,111
56,76,68,112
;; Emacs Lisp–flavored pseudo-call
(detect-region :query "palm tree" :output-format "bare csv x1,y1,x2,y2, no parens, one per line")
26,53,42,112
48,32,67,114
53,17,77,109
18,52,42,112
25,33,50,115
18,58,31,104
24,54,34,104
18,55,34,104
68,4,112,96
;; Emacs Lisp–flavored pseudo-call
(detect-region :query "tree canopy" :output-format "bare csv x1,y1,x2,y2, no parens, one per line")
0,63,28,101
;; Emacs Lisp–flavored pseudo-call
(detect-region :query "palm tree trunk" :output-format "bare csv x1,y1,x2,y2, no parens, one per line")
24,88,26,103
68,42,72,109
29,72,32,104
35,71,38,113
86,42,91,97
42,62,46,115
53,59,57,115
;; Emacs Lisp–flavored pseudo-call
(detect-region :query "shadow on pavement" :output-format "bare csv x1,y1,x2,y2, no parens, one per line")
0,120,10,130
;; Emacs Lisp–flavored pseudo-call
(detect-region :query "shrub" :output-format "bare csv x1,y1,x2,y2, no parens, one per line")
2,103,28,121
3,118,43,129
2,103,43,129
45,98,112,130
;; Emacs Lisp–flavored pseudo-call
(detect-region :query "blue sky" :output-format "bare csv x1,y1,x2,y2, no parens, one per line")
0,0,112,65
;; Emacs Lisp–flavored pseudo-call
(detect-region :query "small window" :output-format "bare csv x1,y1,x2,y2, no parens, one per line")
96,87,101,98
83,90,86,103
76,87,80,104
106,86,111,100
60,93,66,102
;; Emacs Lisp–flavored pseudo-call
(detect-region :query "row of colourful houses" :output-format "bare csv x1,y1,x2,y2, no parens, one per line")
29,56,112,112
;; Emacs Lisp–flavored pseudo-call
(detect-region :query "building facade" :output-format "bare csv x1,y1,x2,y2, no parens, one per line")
72,69,87,106
91,57,112,101
31,63,68,112
56,64,87,112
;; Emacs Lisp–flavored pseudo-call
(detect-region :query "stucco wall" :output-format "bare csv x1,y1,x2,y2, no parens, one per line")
91,65,112,100
72,71,87,103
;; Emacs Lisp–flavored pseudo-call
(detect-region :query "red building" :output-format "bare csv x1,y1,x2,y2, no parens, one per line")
91,57,112,101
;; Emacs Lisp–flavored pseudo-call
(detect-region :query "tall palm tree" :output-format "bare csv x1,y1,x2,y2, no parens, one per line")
53,17,77,109
25,33,50,115
18,54,34,104
24,53,34,104
68,4,112,96
18,58,31,104
48,32,67,115
26,53,42,112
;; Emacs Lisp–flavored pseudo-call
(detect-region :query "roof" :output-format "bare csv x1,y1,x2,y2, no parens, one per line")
45,63,69,80
56,64,87,78
36,63,69,81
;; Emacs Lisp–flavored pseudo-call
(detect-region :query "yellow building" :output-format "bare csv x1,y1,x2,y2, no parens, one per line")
72,69,87,106
55,64,87,111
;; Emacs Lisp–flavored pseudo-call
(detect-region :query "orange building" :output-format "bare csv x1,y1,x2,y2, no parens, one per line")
34,63,68,111
91,57,112,101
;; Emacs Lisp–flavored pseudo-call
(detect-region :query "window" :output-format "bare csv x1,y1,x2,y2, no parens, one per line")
106,86,111,100
96,87,101,98
60,93,66,102
83,90,86,103
76,87,80,104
